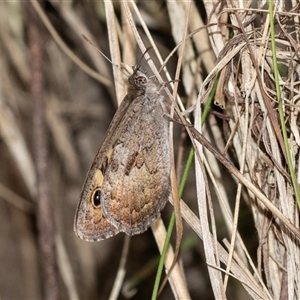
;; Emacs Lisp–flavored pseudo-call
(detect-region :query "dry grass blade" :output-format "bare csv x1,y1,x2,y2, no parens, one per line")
194,96,226,298
56,235,79,299
105,1,126,104
151,218,190,299
109,235,130,299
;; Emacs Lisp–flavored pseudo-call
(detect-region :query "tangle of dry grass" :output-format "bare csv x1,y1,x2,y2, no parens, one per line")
0,1,300,299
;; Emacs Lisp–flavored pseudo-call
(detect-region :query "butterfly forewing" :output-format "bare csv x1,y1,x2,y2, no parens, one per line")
74,169,120,241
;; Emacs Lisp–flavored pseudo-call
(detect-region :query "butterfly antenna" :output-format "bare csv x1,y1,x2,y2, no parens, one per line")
82,34,130,77
132,46,153,75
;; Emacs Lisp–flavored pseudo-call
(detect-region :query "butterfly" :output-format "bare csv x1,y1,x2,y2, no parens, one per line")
74,66,171,241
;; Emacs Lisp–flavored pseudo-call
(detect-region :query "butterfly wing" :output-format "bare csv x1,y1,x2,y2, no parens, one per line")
74,95,134,241
101,93,171,235
74,169,119,241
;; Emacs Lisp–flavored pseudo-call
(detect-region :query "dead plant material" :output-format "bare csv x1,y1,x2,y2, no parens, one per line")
1,1,300,299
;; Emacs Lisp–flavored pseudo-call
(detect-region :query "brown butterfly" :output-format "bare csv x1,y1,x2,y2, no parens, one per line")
74,66,171,241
